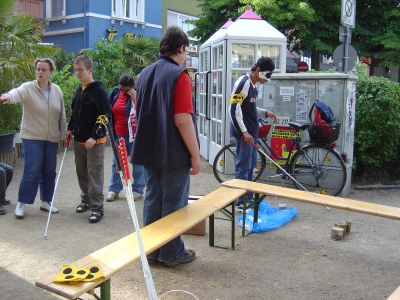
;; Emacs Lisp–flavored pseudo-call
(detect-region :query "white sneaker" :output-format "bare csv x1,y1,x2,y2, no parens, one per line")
40,201,59,213
235,205,243,214
106,191,119,202
15,202,25,218
132,192,143,200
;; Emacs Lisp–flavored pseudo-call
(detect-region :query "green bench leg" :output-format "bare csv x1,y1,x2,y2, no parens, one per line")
209,202,235,250
241,193,266,237
100,279,111,300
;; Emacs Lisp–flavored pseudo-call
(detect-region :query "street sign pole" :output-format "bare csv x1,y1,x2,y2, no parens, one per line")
340,0,356,72
344,26,349,71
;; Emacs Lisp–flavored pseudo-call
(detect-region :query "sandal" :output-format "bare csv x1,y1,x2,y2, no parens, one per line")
76,203,90,213
89,211,103,223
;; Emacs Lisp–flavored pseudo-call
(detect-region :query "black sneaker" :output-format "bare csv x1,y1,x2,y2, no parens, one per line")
162,249,196,267
147,256,158,265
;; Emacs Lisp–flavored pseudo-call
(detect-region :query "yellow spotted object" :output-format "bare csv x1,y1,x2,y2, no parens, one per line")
230,92,244,105
53,264,105,284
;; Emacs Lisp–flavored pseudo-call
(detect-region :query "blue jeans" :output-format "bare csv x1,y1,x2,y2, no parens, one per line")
19,139,58,204
235,137,257,204
143,166,190,262
108,135,145,194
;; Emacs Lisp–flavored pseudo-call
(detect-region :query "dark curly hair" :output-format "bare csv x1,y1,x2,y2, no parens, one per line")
159,26,189,56
118,74,135,88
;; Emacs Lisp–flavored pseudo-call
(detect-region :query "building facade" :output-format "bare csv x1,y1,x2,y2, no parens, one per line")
163,0,201,70
42,0,162,54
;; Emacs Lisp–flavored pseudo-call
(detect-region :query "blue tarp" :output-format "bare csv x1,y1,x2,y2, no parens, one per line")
238,201,298,233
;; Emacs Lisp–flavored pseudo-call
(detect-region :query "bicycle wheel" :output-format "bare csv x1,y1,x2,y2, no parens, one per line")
289,144,347,196
212,142,266,183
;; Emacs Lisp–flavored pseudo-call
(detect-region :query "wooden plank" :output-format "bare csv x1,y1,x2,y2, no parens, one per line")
36,187,245,299
221,179,400,220
388,285,400,300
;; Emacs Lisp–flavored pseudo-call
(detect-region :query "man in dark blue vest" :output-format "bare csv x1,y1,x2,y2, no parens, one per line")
229,57,278,212
131,26,200,267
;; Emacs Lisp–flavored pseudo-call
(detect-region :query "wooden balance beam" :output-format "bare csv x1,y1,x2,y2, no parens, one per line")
222,179,400,220
35,186,245,300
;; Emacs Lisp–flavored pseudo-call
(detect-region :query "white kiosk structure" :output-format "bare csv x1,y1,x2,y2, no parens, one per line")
197,8,287,163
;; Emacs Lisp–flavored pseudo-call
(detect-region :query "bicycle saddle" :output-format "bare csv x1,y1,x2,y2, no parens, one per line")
288,122,309,131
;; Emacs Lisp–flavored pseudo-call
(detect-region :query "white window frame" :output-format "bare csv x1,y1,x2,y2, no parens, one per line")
167,10,198,40
111,0,144,22
46,0,66,19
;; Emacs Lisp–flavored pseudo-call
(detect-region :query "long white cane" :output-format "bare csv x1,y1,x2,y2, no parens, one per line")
247,139,308,192
97,115,157,299
44,138,70,238
117,138,157,300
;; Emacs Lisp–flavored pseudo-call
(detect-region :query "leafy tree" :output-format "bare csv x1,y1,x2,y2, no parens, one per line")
188,0,243,43
0,0,59,134
353,0,400,67
189,0,400,69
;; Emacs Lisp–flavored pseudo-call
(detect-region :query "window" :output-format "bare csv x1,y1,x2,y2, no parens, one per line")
112,0,144,21
167,11,198,40
46,0,65,18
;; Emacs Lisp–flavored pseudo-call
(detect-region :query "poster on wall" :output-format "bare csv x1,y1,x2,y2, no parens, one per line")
346,81,356,130
269,127,296,169
296,89,308,122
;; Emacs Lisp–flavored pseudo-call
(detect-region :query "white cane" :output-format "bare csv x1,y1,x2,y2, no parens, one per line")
44,139,69,238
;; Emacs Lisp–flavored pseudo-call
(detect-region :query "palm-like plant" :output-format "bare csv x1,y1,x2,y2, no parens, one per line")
0,0,60,134
84,35,159,92
121,35,159,74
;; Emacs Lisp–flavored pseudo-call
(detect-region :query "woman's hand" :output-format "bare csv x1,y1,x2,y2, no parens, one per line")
127,88,136,99
0,94,10,104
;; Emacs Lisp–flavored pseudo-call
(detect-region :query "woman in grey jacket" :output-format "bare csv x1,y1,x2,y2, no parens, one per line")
0,58,67,218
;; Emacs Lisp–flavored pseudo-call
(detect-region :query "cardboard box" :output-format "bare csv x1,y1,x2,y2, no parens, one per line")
183,196,206,236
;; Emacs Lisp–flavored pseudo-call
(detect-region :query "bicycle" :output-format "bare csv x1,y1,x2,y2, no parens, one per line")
212,119,347,196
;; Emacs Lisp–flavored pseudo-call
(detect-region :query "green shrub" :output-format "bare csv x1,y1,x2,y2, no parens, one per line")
83,39,129,93
82,36,159,93
354,75,400,176
51,65,80,120
0,101,22,134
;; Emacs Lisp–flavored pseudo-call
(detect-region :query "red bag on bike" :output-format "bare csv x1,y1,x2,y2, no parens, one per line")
258,124,272,139
308,101,341,144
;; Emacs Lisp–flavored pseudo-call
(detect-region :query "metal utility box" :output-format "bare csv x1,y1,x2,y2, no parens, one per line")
259,73,357,197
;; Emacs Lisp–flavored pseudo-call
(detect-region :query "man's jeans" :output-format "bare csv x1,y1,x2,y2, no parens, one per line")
235,137,258,204
19,139,58,204
143,166,190,262
108,135,145,195
0,163,14,204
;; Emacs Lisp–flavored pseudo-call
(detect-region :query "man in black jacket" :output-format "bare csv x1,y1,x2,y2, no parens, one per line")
132,26,200,267
66,55,110,223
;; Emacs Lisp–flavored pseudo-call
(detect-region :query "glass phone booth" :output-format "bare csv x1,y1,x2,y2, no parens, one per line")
197,8,287,167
